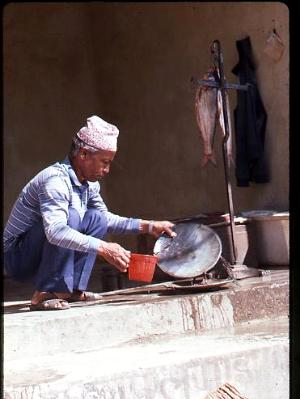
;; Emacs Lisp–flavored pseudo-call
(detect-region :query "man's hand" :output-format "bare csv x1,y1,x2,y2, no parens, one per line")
97,242,131,272
140,220,177,238
150,221,177,238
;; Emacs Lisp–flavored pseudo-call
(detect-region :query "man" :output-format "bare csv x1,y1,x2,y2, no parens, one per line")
3,115,176,311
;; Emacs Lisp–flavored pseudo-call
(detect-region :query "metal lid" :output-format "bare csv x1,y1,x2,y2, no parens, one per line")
153,222,222,278
241,210,289,221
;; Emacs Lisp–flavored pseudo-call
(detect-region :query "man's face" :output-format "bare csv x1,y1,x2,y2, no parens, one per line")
78,148,116,182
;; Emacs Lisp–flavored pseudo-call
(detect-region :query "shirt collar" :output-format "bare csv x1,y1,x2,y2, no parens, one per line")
62,156,89,188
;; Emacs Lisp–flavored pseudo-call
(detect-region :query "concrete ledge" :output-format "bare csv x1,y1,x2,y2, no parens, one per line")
4,271,289,361
4,317,289,399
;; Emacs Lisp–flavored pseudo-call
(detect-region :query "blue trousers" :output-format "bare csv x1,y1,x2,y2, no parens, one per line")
4,208,108,293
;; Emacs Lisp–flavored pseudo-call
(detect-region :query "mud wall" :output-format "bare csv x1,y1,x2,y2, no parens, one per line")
3,3,289,237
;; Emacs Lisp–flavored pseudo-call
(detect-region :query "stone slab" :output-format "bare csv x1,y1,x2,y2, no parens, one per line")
4,317,289,399
4,270,289,361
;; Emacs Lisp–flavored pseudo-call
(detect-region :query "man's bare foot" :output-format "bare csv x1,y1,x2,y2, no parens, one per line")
67,290,102,302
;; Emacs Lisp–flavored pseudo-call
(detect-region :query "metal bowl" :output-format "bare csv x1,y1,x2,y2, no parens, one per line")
153,222,222,278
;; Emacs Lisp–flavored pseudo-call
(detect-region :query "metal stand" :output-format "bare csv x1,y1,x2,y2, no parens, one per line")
193,40,260,280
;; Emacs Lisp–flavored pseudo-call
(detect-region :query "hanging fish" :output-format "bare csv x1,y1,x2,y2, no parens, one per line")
194,68,234,167
217,89,235,167
194,69,218,167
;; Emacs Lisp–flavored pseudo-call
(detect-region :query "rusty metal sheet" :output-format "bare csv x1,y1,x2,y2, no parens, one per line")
161,278,234,292
70,278,234,306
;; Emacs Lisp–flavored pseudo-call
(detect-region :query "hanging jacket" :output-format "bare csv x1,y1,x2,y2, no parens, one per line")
232,36,269,186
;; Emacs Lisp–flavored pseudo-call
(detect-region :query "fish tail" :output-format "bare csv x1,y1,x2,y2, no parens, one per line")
201,153,217,167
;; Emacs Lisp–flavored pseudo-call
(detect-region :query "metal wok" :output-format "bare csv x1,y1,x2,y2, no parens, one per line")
153,222,222,278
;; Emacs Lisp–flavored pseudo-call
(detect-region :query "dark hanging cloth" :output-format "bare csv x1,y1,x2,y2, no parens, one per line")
232,36,269,187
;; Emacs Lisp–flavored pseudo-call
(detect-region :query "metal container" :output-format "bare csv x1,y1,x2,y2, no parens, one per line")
153,222,222,278
248,211,289,266
189,212,258,267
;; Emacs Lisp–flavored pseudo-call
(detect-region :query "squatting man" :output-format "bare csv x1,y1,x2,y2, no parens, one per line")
3,115,176,311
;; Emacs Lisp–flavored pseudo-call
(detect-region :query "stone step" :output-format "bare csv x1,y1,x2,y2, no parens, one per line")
4,270,289,362
4,316,289,399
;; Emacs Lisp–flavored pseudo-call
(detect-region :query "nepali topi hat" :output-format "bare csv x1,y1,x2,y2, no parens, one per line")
76,115,119,151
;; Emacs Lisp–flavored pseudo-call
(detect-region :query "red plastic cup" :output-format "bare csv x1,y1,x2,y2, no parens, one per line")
128,253,158,283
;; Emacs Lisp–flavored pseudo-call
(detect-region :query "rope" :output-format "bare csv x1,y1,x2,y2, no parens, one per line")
219,256,240,286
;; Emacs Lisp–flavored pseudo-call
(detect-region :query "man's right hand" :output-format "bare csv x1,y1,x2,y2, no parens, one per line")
97,242,131,273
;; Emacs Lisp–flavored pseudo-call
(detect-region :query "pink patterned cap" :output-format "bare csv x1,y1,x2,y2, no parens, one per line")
76,115,119,151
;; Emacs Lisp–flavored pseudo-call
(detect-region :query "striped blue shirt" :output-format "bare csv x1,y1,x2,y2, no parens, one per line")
3,157,141,254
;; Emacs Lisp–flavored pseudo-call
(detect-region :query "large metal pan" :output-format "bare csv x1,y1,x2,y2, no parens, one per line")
153,222,222,278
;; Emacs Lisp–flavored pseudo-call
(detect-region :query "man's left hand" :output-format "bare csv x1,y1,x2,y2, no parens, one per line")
145,220,177,238
140,220,177,238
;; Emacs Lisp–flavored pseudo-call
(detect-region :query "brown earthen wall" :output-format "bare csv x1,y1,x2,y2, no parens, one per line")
3,2,289,250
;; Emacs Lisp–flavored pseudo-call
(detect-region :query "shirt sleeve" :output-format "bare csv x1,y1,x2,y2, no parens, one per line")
88,183,142,234
38,175,102,254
